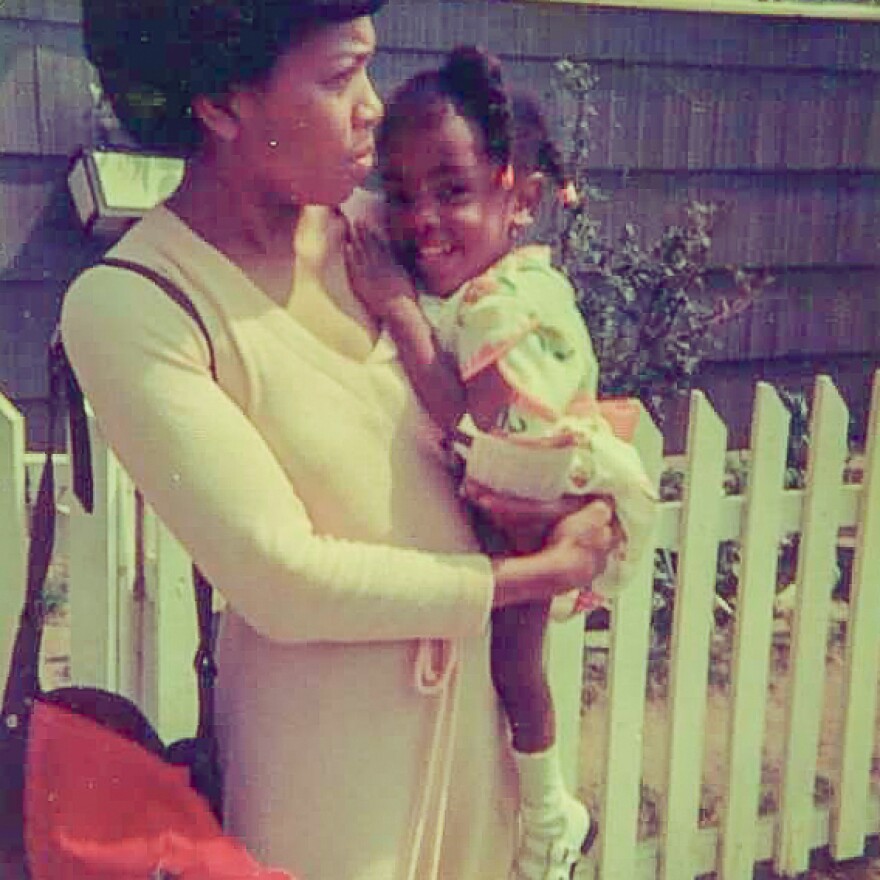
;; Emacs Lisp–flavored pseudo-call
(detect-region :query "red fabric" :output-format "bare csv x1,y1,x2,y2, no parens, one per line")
25,701,293,880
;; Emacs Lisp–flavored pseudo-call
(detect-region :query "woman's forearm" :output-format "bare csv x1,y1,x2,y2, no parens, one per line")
489,550,581,608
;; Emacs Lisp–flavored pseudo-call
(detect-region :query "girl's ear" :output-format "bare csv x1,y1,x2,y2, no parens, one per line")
511,171,545,231
191,93,244,143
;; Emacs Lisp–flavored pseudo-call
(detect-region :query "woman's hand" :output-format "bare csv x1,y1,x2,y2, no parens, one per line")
344,220,417,320
489,497,619,608
543,498,621,582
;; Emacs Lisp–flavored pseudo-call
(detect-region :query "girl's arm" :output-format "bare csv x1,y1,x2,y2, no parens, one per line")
382,297,466,434
381,297,513,435
345,222,466,432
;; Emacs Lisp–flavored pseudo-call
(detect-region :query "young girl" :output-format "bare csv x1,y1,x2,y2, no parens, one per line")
346,47,656,880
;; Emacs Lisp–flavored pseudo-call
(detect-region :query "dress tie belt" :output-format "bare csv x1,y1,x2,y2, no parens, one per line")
405,639,462,880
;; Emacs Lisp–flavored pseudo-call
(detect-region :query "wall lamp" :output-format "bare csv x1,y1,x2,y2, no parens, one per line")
67,148,185,238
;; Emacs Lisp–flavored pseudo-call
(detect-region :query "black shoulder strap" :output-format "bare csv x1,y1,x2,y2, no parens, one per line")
99,257,217,379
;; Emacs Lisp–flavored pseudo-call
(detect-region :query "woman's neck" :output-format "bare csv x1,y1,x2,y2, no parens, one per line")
165,153,304,263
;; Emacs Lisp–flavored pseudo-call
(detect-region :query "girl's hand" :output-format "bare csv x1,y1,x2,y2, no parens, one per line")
344,220,417,320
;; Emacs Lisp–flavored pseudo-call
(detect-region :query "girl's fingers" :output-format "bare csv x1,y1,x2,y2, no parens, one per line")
351,225,387,269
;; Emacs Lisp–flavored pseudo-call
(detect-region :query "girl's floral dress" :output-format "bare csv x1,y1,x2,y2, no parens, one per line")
421,245,657,604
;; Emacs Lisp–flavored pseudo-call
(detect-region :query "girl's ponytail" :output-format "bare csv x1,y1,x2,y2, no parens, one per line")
439,47,513,167
509,91,578,205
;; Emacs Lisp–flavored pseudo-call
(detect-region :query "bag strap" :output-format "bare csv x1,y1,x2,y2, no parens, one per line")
1,333,76,720
0,378,60,721
2,257,219,746
99,257,217,377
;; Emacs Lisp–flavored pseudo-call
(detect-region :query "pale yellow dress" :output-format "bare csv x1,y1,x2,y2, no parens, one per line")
60,204,517,880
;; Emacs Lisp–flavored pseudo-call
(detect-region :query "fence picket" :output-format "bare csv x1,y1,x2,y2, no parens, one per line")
833,370,880,857
776,376,850,876
114,472,138,702
661,392,728,880
67,413,125,690
719,383,790,879
548,604,589,790
0,395,25,692
593,406,664,880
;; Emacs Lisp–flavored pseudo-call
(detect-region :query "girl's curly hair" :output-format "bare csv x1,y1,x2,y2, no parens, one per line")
378,45,567,189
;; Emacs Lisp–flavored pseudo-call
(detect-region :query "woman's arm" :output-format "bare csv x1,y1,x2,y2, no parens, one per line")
61,266,606,644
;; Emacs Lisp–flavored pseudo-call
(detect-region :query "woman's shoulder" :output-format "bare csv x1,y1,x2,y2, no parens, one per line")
62,207,209,342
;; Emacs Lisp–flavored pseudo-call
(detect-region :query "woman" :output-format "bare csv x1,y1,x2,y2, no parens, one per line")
61,3,617,879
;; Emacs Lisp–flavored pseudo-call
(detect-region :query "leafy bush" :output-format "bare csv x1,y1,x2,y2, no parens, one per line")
550,59,768,424
548,59,780,639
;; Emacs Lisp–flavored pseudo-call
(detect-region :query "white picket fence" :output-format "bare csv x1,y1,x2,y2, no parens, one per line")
2,372,879,880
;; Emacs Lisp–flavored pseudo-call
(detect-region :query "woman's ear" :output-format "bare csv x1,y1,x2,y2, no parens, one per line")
511,172,545,231
191,93,242,143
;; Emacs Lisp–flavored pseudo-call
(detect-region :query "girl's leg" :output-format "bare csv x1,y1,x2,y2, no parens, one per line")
490,600,554,753
491,604,595,879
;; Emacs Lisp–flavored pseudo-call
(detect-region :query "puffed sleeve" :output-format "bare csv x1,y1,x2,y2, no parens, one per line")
60,267,494,644
454,253,592,422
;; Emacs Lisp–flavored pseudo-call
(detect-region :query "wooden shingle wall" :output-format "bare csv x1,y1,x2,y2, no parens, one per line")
1,0,878,448
0,1,104,444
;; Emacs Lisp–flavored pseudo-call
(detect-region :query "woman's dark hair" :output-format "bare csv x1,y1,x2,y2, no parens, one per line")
83,0,387,153
378,46,567,189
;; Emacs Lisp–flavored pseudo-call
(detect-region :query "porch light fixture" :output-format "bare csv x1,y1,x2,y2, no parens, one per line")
67,148,185,238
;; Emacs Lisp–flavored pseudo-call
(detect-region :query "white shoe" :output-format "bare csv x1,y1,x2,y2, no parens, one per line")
511,797,596,880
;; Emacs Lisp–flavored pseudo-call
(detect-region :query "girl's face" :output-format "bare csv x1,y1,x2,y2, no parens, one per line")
228,16,383,207
380,104,517,298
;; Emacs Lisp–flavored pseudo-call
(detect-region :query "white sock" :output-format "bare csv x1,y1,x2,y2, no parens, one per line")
512,748,592,879
514,744,569,826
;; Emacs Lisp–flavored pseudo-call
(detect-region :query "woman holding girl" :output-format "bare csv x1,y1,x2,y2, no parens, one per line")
62,3,618,880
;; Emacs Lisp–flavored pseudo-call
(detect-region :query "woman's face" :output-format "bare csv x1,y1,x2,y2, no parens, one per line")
230,16,382,207
380,104,516,298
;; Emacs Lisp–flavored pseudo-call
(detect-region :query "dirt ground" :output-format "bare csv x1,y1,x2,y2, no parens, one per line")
578,613,880,879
